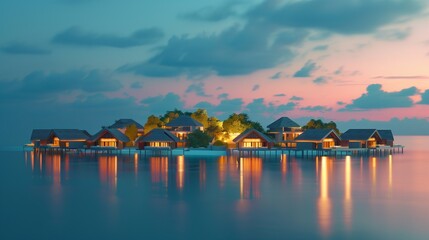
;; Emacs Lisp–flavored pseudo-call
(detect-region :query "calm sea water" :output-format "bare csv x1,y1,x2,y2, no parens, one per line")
1,136,429,240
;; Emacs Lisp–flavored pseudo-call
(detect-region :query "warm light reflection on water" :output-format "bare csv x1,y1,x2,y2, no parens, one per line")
177,155,185,190
344,156,352,229
239,157,262,199
389,154,393,190
99,156,117,190
150,157,169,187
281,154,287,181
318,156,331,236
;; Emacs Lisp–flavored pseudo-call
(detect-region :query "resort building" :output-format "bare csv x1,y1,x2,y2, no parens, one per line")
378,130,395,147
232,129,274,149
108,118,144,138
267,117,303,148
88,128,130,149
295,129,341,150
341,129,383,149
165,115,204,142
136,128,180,150
30,129,90,148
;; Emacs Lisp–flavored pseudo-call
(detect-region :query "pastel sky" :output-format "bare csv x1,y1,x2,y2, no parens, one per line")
1,0,429,145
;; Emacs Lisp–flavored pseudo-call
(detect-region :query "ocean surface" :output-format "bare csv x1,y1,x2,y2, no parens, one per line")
1,136,429,240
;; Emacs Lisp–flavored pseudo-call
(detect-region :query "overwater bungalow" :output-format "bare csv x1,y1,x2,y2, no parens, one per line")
233,128,274,149
108,118,144,138
267,117,303,148
30,129,90,149
378,130,394,147
88,128,130,149
136,128,180,150
341,129,382,148
165,115,204,142
295,129,341,150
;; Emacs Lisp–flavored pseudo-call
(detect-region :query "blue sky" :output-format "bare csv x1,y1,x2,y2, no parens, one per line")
1,0,429,146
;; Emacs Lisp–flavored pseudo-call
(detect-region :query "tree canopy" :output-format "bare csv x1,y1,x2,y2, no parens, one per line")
302,119,340,134
187,129,211,148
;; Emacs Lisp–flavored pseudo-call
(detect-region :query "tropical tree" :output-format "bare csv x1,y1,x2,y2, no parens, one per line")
187,129,211,148
191,108,209,128
124,124,138,147
302,119,340,134
143,115,164,134
160,109,183,124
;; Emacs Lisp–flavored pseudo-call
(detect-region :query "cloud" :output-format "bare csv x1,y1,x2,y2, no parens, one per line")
375,27,412,41
120,21,298,78
244,98,297,125
342,84,418,111
290,96,303,101
217,93,229,99
252,84,260,91
195,98,244,118
130,82,143,89
334,67,343,75
270,72,282,79
374,75,429,79
248,0,424,34
313,45,328,51
186,82,211,97
0,69,122,102
337,101,346,105
53,26,164,48
140,92,185,114
300,105,332,112
180,1,241,22
418,89,429,104
313,76,328,84
293,60,318,77
274,93,285,97
1,42,51,55
273,29,309,47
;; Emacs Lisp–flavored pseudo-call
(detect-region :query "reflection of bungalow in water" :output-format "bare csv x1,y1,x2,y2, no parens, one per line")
267,117,303,148
378,130,394,147
88,128,130,149
108,118,144,138
136,128,180,149
341,129,382,149
31,129,90,148
165,115,204,145
233,129,274,149
295,129,341,150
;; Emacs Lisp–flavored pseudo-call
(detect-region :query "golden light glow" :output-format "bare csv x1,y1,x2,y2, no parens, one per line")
344,156,352,229
99,156,118,190
239,157,262,199
177,155,185,190
371,157,377,187
218,156,227,188
134,153,139,176
150,157,169,187
389,155,393,190
318,156,331,236
281,154,287,179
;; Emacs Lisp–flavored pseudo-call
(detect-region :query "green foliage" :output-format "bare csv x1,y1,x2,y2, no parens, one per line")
222,113,264,134
186,129,211,148
302,119,340,134
124,124,138,147
206,117,224,139
213,140,227,147
191,109,209,128
143,115,164,134
160,109,183,124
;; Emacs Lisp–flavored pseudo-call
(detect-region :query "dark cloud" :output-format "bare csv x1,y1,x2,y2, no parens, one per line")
248,0,424,34
418,89,429,104
121,21,298,78
273,29,309,47
252,84,260,91
53,26,164,48
337,101,346,106
293,60,318,77
186,82,211,97
217,93,229,99
0,69,122,102
1,42,51,55
313,76,328,84
270,72,282,79
313,45,328,51
140,92,185,114
290,96,303,101
300,105,332,112
130,81,143,89
274,93,285,97
244,98,297,125
180,1,241,22
342,84,418,111
334,67,343,75
375,27,412,41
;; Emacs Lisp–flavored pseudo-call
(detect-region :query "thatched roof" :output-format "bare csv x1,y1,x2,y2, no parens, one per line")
295,129,339,141
341,129,379,141
267,117,300,129
378,130,394,141
136,128,180,142
89,128,130,142
232,129,274,143
109,119,144,129
166,115,203,127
